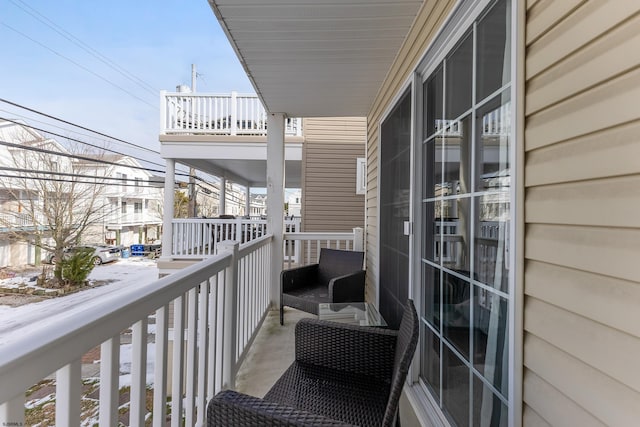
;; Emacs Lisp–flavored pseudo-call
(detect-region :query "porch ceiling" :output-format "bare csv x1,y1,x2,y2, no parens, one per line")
207,0,423,117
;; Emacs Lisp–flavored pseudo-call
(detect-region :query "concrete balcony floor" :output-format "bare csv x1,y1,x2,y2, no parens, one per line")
235,307,314,397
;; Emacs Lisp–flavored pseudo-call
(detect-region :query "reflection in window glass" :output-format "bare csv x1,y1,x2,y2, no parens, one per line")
421,324,441,400
474,196,509,292
442,272,471,360
424,66,443,139
423,263,440,331
442,345,470,427
476,0,511,101
443,115,471,195
473,288,509,395
473,376,508,427
445,33,473,120
442,197,471,272
476,92,510,193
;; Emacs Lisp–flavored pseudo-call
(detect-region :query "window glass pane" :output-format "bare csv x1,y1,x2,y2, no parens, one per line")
443,115,471,195
477,0,511,101
442,344,470,427
442,197,471,272
423,136,443,199
442,272,470,359
474,196,509,292
445,33,473,120
424,65,443,139
476,91,510,192
421,323,441,399
473,376,508,427
423,201,438,263
422,262,440,331
473,288,509,395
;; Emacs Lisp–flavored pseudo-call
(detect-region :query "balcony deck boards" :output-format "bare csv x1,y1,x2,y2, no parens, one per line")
235,308,313,398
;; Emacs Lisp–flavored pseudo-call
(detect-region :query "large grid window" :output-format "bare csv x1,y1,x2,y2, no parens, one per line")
420,0,511,425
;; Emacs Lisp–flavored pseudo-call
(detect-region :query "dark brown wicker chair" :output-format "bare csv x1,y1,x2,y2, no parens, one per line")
207,300,419,427
280,248,365,325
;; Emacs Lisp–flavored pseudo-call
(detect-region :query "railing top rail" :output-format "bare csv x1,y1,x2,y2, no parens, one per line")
238,234,272,258
163,92,259,98
0,251,233,404
283,231,355,241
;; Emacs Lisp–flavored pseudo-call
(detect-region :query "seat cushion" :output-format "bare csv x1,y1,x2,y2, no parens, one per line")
264,361,390,427
283,283,329,315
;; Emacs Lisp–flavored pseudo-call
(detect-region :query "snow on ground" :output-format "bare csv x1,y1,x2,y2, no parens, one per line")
0,257,160,344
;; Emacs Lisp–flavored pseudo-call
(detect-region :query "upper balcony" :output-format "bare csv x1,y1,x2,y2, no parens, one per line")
160,91,302,137
159,92,303,188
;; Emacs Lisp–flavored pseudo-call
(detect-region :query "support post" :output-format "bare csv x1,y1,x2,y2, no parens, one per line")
267,113,285,308
353,227,364,252
161,159,175,259
219,176,227,216
245,185,251,217
220,240,239,390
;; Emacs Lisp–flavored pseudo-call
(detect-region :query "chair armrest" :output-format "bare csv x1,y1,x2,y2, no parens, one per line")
328,270,365,302
281,263,319,293
207,390,354,426
295,318,397,381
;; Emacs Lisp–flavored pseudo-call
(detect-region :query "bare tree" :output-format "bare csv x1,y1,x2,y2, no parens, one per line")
0,124,110,283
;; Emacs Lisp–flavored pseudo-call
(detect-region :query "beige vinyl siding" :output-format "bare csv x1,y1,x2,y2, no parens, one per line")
365,0,456,302
301,117,365,233
524,1,640,425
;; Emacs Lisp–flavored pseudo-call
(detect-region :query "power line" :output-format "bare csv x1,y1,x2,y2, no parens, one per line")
0,166,166,186
0,23,157,110
7,0,158,96
0,139,188,177
0,117,168,170
0,98,159,154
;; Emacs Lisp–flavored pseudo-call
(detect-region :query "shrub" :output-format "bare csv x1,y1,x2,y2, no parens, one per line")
60,247,95,286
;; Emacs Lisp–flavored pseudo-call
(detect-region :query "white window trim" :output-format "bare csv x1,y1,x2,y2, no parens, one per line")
356,157,366,195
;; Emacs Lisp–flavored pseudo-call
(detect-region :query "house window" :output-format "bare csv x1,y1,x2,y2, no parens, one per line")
135,177,143,187
121,201,127,214
134,202,142,213
419,0,512,425
121,173,128,192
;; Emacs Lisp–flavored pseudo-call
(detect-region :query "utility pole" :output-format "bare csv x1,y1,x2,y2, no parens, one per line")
187,64,197,217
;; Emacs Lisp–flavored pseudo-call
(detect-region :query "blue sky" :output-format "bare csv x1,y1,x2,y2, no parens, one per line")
0,0,253,167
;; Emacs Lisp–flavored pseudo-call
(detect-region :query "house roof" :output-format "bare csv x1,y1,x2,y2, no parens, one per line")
207,0,423,117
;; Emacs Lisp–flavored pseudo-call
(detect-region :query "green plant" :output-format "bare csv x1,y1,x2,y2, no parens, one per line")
60,247,95,286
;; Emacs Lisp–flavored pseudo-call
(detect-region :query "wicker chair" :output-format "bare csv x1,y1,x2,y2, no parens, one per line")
207,300,419,427
280,248,365,325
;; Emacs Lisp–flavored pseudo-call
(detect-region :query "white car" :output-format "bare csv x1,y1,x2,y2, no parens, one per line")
47,244,121,265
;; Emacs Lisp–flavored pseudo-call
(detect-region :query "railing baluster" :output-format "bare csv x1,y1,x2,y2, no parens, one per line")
131,318,148,426
56,359,81,427
185,287,198,426
197,280,210,426
153,305,169,427
0,395,24,427
99,336,120,427
171,295,185,427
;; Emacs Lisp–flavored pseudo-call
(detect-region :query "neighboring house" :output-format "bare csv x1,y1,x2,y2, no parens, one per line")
204,0,640,426
285,189,301,217
84,155,163,247
0,120,71,266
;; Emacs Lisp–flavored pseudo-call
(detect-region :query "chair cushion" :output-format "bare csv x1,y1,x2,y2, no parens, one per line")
264,361,390,427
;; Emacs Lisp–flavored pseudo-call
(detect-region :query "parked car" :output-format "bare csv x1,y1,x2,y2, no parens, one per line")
47,244,121,265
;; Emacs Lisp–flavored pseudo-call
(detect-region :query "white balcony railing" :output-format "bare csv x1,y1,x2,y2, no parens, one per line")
160,91,302,136
0,235,273,426
172,217,301,259
0,212,44,230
